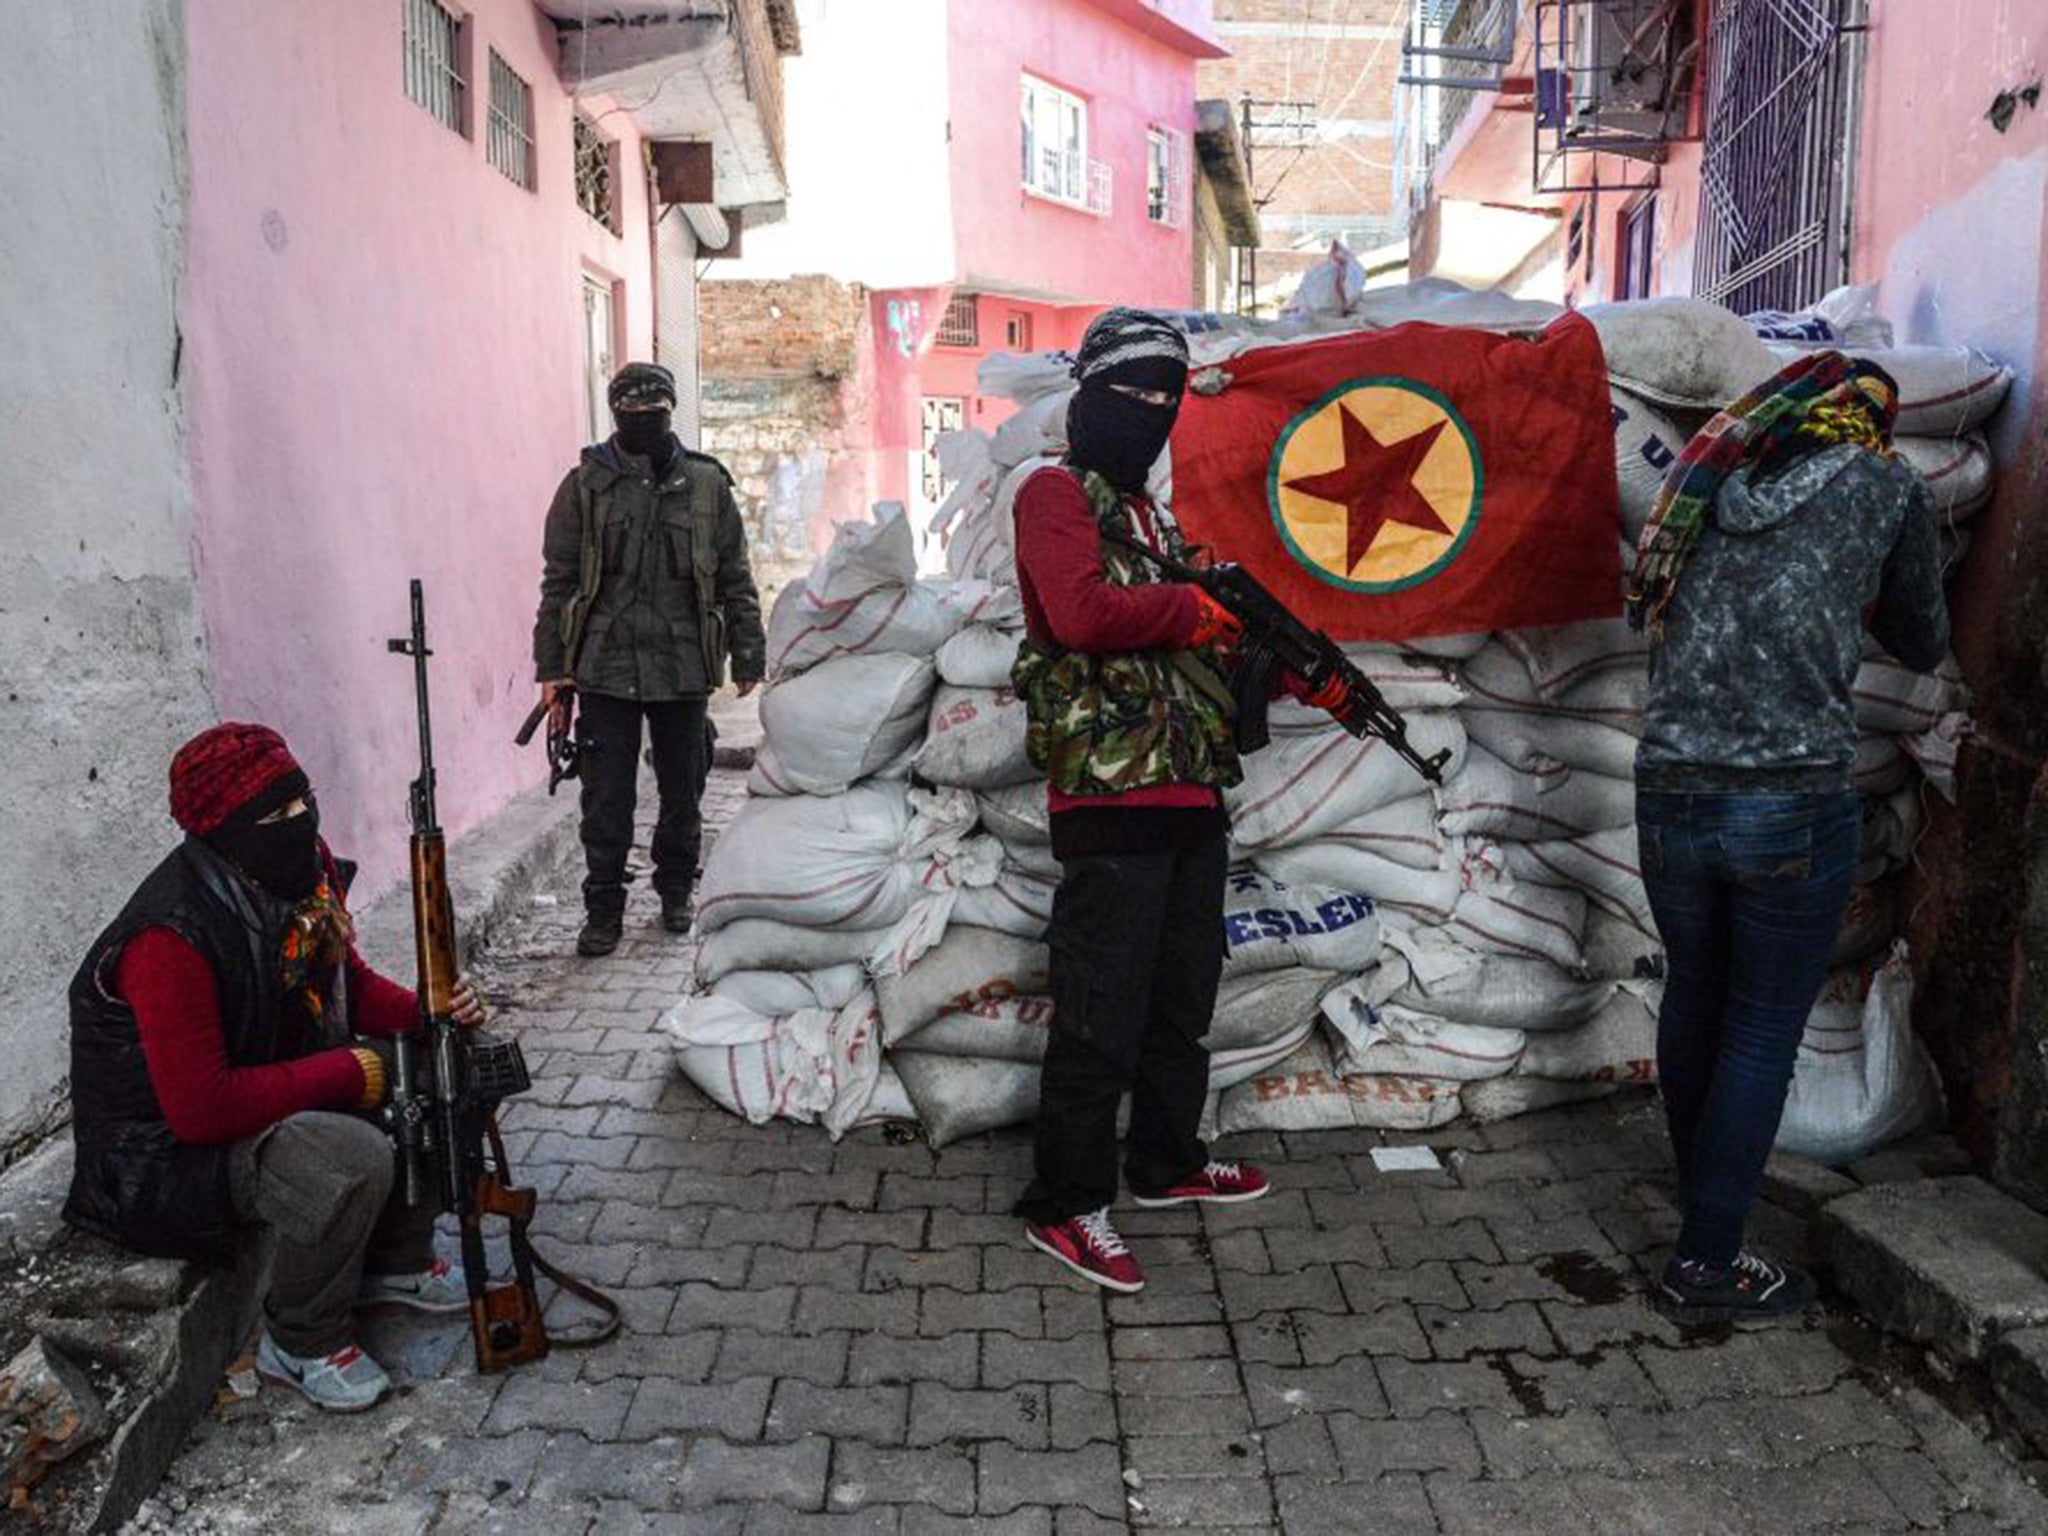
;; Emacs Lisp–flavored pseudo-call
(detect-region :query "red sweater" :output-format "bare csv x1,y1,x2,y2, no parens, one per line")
116,927,419,1145
1013,467,1220,815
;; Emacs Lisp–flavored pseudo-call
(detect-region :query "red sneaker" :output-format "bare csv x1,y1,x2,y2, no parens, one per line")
1133,1160,1272,1208
1024,1207,1146,1293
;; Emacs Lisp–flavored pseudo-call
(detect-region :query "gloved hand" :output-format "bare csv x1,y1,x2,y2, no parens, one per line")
1189,590,1244,650
350,1041,395,1109
1304,675,1351,713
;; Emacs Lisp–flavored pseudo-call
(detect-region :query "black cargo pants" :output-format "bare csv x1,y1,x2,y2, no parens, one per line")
575,691,708,917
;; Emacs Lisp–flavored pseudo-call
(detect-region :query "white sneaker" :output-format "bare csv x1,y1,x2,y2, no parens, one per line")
357,1256,469,1314
256,1332,391,1413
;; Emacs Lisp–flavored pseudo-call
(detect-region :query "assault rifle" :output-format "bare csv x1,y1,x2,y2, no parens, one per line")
1100,531,1453,785
514,686,581,795
388,581,619,1370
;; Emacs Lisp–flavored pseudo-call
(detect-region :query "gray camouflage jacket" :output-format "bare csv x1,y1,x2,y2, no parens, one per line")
1636,444,1950,794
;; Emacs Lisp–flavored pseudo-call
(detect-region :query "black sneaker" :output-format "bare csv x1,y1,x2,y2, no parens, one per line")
1656,1250,1817,1323
660,898,694,935
577,912,623,957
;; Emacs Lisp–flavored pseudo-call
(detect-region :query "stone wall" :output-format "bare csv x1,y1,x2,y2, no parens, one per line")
0,1,216,1159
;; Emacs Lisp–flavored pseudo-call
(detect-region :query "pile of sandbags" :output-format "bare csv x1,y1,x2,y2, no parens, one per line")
663,280,2003,1164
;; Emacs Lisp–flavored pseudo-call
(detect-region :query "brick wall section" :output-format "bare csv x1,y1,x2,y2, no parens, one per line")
699,277,868,380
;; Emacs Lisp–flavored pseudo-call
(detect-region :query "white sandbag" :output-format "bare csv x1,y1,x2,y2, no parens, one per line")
1902,711,1969,803
1263,653,1466,727
1611,386,1684,541
1834,880,1897,965
952,854,1058,938
1771,343,2013,436
1463,706,1641,782
912,995,1055,1063
1743,283,1894,349
1251,840,1462,928
1776,943,1944,1165
765,513,965,676
979,349,1078,404
1437,745,1634,841
1460,644,1645,730
711,964,867,1017
1211,1013,1322,1092
1502,618,1651,704
1211,968,1344,1051
1321,983,1525,1081
1853,734,1913,797
1403,630,1494,661
1516,988,1658,1084
1214,1032,1463,1134
694,920,892,986
913,684,1034,789
1854,654,1967,735
1220,867,1382,978
891,1051,1041,1147
1385,925,1614,1031
1580,905,1666,985
1445,857,1588,972
1306,794,1446,872
875,925,1050,1046
1585,296,1779,407
1461,1077,1619,1124
1228,712,1467,849
856,1062,917,1127
660,987,883,1138
990,390,1071,469
1860,787,1925,878
696,783,917,935
1895,435,1994,518
975,781,1049,846
1282,240,1369,318
1502,827,1654,937
751,654,934,796
937,623,1022,688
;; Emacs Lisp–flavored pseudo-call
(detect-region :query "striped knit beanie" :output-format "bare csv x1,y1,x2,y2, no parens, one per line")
1070,308,1190,395
169,723,309,837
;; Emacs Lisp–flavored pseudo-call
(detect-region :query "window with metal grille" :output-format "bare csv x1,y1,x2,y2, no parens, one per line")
1005,313,1033,351
1693,0,1863,313
575,115,615,230
487,50,536,190
402,0,466,134
937,294,979,349
1617,195,1657,299
1145,127,1189,227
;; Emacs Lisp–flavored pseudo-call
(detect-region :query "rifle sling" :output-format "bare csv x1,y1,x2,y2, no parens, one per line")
485,1119,624,1350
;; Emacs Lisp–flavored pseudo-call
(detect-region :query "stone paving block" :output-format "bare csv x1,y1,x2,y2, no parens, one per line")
770,1170,880,1209
625,1243,752,1288
1855,1445,1970,1528
1113,1357,1242,1398
382,1429,547,1500
668,1282,798,1333
1294,1306,1431,1365
1111,1325,1232,1361
704,1207,822,1250
1120,1391,1256,1438
1989,1325,2048,1455
1275,1470,1439,1535
1465,1406,1626,1478
908,1384,1051,1449
1211,1190,1314,1231
1335,1261,1469,1314
1131,1475,1274,1527
1725,1448,1907,1529
1486,1212,1619,1264
1327,1407,1481,1480
1260,1225,1385,1272
850,1331,979,1390
829,1443,977,1516
526,1431,689,1511
765,1381,908,1443
1415,1300,1556,1360
1375,1358,1519,1418
1107,1292,1226,1328
1761,1150,1861,1216
985,1332,1110,1390
797,1284,920,1337
740,1504,899,1534
712,1328,850,1386
822,1207,926,1250
1039,1288,1109,1339
664,1171,776,1212
750,1244,865,1290
1219,1266,1346,1321
922,1285,1043,1337
680,1437,831,1512
879,1174,989,1212
1536,1296,1681,1355
592,1200,704,1245
580,1331,719,1384
1592,1202,1682,1257
482,1376,639,1439
899,1508,1051,1536
1232,1316,1306,1366
1048,1384,1117,1450
1635,1328,1848,1408
1501,1349,1662,1412
1380,1218,1503,1269
1258,1416,1338,1478
1241,1359,1388,1425
558,1166,674,1205
1820,1177,2048,1362
866,1245,981,1294
928,1211,1026,1248
977,1443,1124,1520
1124,1433,1268,1479
622,1376,772,1440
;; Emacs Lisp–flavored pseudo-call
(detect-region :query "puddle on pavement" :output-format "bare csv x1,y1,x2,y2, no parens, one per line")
1533,1249,1630,1305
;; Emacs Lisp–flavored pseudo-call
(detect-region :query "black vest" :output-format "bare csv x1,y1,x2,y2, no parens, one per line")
64,839,332,1263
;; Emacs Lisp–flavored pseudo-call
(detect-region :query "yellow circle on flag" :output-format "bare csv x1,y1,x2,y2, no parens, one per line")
1267,377,1483,593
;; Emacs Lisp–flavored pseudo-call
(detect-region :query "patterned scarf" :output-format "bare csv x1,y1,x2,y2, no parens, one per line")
279,877,353,1036
1626,351,1899,635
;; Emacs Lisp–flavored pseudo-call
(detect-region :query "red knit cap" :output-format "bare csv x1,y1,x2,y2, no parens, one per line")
169,723,305,837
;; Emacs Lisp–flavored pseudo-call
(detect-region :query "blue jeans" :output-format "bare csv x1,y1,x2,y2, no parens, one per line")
1637,789,1862,1266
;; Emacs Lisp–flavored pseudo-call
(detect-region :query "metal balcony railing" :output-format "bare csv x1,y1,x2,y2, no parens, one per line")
1396,0,1521,215
1532,0,1704,195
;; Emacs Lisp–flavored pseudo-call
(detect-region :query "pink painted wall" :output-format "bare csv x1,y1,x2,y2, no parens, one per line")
183,0,655,900
917,294,1097,437
947,0,1206,308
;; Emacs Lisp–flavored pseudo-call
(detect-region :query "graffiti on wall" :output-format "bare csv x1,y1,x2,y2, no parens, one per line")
886,298,924,359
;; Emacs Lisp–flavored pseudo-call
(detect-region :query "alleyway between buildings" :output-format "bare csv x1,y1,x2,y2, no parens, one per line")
129,771,2048,1535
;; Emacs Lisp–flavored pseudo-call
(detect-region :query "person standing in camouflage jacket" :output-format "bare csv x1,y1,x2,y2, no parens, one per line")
1007,310,1276,1295
533,363,765,957
1625,354,1949,1322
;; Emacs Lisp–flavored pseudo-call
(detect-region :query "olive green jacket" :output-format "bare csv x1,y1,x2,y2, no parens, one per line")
532,437,766,699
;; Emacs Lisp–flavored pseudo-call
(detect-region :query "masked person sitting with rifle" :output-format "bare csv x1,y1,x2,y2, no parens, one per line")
533,362,766,958
64,724,487,1412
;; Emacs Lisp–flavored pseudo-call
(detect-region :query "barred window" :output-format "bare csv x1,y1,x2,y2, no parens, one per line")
403,0,466,134
575,115,616,230
937,293,979,349
487,50,536,190
1005,312,1034,351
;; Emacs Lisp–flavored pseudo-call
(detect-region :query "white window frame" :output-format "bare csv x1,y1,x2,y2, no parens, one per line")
487,48,537,191
1020,74,1092,210
402,0,467,135
582,275,618,443
1146,126,1190,227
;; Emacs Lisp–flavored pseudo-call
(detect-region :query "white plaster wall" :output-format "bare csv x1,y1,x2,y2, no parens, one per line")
0,1,214,1155
711,0,956,287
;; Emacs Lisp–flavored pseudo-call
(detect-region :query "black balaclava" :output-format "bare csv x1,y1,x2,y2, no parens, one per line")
607,361,680,474
207,771,323,902
1064,308,1191,494
613,407,674,464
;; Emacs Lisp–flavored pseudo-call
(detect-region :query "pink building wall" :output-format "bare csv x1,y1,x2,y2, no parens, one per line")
183,0,656,900
946,0,1210,307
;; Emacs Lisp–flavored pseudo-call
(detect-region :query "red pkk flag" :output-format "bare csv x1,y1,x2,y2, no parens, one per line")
1168,313,1623,641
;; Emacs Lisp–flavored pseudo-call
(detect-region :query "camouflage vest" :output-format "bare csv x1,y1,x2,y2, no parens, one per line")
1012,469,1241,797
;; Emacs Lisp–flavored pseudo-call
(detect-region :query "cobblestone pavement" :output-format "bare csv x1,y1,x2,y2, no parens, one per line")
137,770,2048,1534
